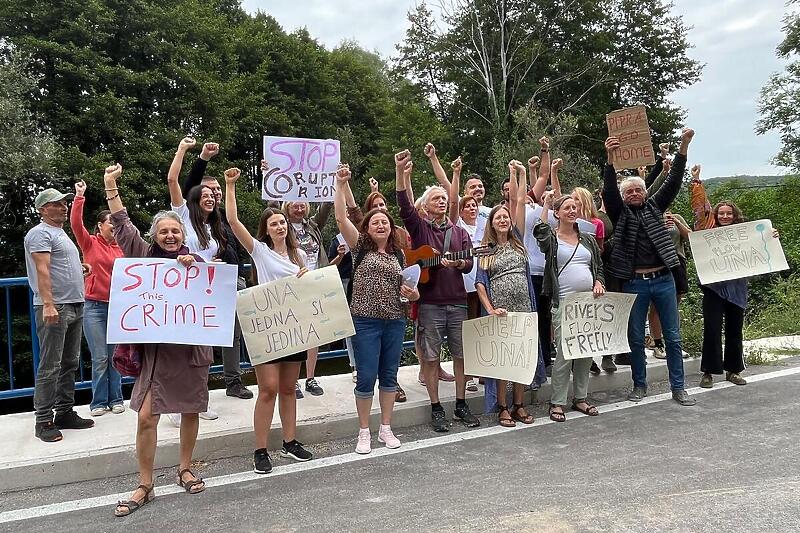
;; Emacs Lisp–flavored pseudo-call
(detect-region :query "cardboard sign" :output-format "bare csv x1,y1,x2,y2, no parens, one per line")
462,313,539,384
606,105,655,170
237,266,355,365
689,219,789,284
262,136,340,201
560,292,636,360
107,259,238,346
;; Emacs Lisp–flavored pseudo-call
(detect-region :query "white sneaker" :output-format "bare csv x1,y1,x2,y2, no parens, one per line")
466,379,478,392
378,424,401,449
110,404,126,414
355,427,371,454
199,408,218,420
90,407,107,417
167,413,181,427
653,345,666,359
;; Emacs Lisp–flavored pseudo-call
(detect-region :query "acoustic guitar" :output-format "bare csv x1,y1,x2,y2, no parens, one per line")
404,243,497,284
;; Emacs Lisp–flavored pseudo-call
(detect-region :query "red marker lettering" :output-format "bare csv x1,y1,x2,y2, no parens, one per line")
120,305,139,331
121,263,144,291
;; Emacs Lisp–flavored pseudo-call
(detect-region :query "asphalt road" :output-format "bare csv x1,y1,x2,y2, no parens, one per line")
2,365,799,533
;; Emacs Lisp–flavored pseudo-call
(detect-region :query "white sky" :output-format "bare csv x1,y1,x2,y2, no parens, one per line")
242,0,791,178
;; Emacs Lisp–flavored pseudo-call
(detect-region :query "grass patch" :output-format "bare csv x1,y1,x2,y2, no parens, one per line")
745,347,782,366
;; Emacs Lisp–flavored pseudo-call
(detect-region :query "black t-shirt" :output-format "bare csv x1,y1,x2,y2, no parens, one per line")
327,239,353,280
633,213,663,269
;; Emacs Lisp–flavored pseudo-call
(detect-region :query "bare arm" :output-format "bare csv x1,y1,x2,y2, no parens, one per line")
103,164,125,214
31,252,58,324
513,161,527,233
334,165,360,249
449,157,462,224
550,158,563,198
424,143,452,190
167,137,196,208
528,156,548,203
223,168,255,254
538,136,551,195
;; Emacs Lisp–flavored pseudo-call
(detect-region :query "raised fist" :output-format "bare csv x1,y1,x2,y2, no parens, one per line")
369,177,379,192
659,142,670,157
395,149,411,169
224,168,241,184
691,164,701,179
178,137,196,151
74,180,87,197
423,143,436,158
451,157,462,172
528,156,540,169
201,142,220,160
336,163,351,182
104,163,122,181
539,136,550,151
681,128,695,143
551,158,563,171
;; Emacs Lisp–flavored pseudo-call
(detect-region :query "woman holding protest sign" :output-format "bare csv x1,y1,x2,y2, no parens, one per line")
690,165,779,388
225,167,314,474
535,190,605,422
70,179,125,417
334,163,419,454
104,163,210,516
475,160,543,427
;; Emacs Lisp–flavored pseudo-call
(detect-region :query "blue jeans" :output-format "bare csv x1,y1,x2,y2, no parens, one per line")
623,273,685,391
351,317,406,399
83,300,123,409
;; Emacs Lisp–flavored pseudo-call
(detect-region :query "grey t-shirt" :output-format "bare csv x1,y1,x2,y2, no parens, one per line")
24,223,84,305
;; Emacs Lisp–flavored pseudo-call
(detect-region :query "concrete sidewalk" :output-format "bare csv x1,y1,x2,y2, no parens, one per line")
1,335,797,492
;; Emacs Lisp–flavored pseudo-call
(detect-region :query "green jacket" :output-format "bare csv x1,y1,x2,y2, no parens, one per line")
533,221,605,308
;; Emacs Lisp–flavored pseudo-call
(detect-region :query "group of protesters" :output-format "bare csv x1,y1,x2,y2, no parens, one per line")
23,125,781,517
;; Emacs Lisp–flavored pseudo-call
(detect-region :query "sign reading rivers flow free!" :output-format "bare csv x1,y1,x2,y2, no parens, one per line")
606,105,655,171
262,136,340,202
107,259,238,346
689,219,788,285
237,266,355,365
560,292,636,360
462,313,539,385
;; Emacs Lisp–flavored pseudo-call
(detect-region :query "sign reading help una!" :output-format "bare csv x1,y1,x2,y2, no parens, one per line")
107,259,238,346
237,266,355,365
262,136,340,202
689,219,788,285
560,292,636,360
462,313,539,385
606,105,655,171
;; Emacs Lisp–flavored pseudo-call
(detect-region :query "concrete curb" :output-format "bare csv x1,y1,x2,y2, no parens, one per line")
1,357,700,492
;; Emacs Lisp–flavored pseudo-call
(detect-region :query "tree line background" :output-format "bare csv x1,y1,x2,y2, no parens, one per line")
1,0,798,392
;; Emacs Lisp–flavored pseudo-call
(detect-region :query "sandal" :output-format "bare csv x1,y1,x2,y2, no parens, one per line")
497,405,516,428
114,483,154,517
572,399,599,416
177,468,206,494
549,405,566,423
395,385,407,403
511,403,534,424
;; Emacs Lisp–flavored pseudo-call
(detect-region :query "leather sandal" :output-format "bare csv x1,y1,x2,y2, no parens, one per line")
497,405,516,427
114,483,154,517
395,385,407,403
572,399,599,416
549,404,566,423
177,468,206,494
511,403,534,424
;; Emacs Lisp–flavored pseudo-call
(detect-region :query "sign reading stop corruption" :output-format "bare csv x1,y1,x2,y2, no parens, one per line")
262,136,340,202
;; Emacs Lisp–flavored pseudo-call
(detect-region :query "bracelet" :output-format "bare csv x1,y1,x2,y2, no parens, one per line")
104,187,118,191
106,193,120,201
540,149,549,153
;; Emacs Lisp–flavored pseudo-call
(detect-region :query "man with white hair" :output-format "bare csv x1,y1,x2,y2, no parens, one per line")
602,128,696,406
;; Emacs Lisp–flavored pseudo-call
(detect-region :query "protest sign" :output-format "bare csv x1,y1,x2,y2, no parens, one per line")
577,218,596,236
462,313,539,384
606,105,655,171
689,219,789,284
560,292,636,360
107,259,237,346
262,136,340,202
237,266,355,365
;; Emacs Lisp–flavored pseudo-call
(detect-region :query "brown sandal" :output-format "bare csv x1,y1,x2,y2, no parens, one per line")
511,403,534,424
497,405,516,427
177,468,206,494
572,399,599,416
114,483,154,517
395,385,407,403
549,404,566,423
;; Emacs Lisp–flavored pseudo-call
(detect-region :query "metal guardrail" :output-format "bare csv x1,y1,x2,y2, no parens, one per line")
1,274,413,401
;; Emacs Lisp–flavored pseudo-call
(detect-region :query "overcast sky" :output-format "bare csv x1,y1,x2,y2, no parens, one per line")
242,0,791,179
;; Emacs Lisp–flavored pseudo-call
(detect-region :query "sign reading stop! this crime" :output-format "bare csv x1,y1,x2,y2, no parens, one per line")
606,105,655,171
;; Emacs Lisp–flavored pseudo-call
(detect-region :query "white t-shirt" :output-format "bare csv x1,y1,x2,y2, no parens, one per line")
172,202,219,263
458,219,479,293
556,238,593,299
472,204,492,243
250,240,308,284
291,222,319,270
524,204,558,276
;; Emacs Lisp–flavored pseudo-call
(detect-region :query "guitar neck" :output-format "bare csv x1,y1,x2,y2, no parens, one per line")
419,248,475,268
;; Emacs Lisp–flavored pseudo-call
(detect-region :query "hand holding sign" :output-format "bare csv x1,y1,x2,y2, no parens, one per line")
400,264,421,289
606,106,654,170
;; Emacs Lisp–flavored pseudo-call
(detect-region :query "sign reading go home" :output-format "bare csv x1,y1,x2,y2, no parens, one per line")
606,105,655,171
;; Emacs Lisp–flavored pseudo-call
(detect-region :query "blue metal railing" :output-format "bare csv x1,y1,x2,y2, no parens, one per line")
1,274,414,401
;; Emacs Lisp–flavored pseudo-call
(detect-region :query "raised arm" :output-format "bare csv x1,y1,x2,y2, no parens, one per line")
652,128,694,212
181,142,218,196
528,156,548,203
644,142,669,188
689,164,715,230
334,164,360,249
403,158,416,205
223,168,255,254
512,160,527,233
449,157,462,224
646,157,671,196
103,163,125,214
424,143,452,191
602,137,624,224
538,136,551,193
70,181,93,252
168,137,196,208
550,158,563,198
105,164,150,256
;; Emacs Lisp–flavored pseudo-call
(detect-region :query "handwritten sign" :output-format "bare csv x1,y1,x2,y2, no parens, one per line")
262,136,340,201
237,266,355,365
606,105,655,171
689,219,788,284
107,259,237,346
462,313,539,384
560,292,636,360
